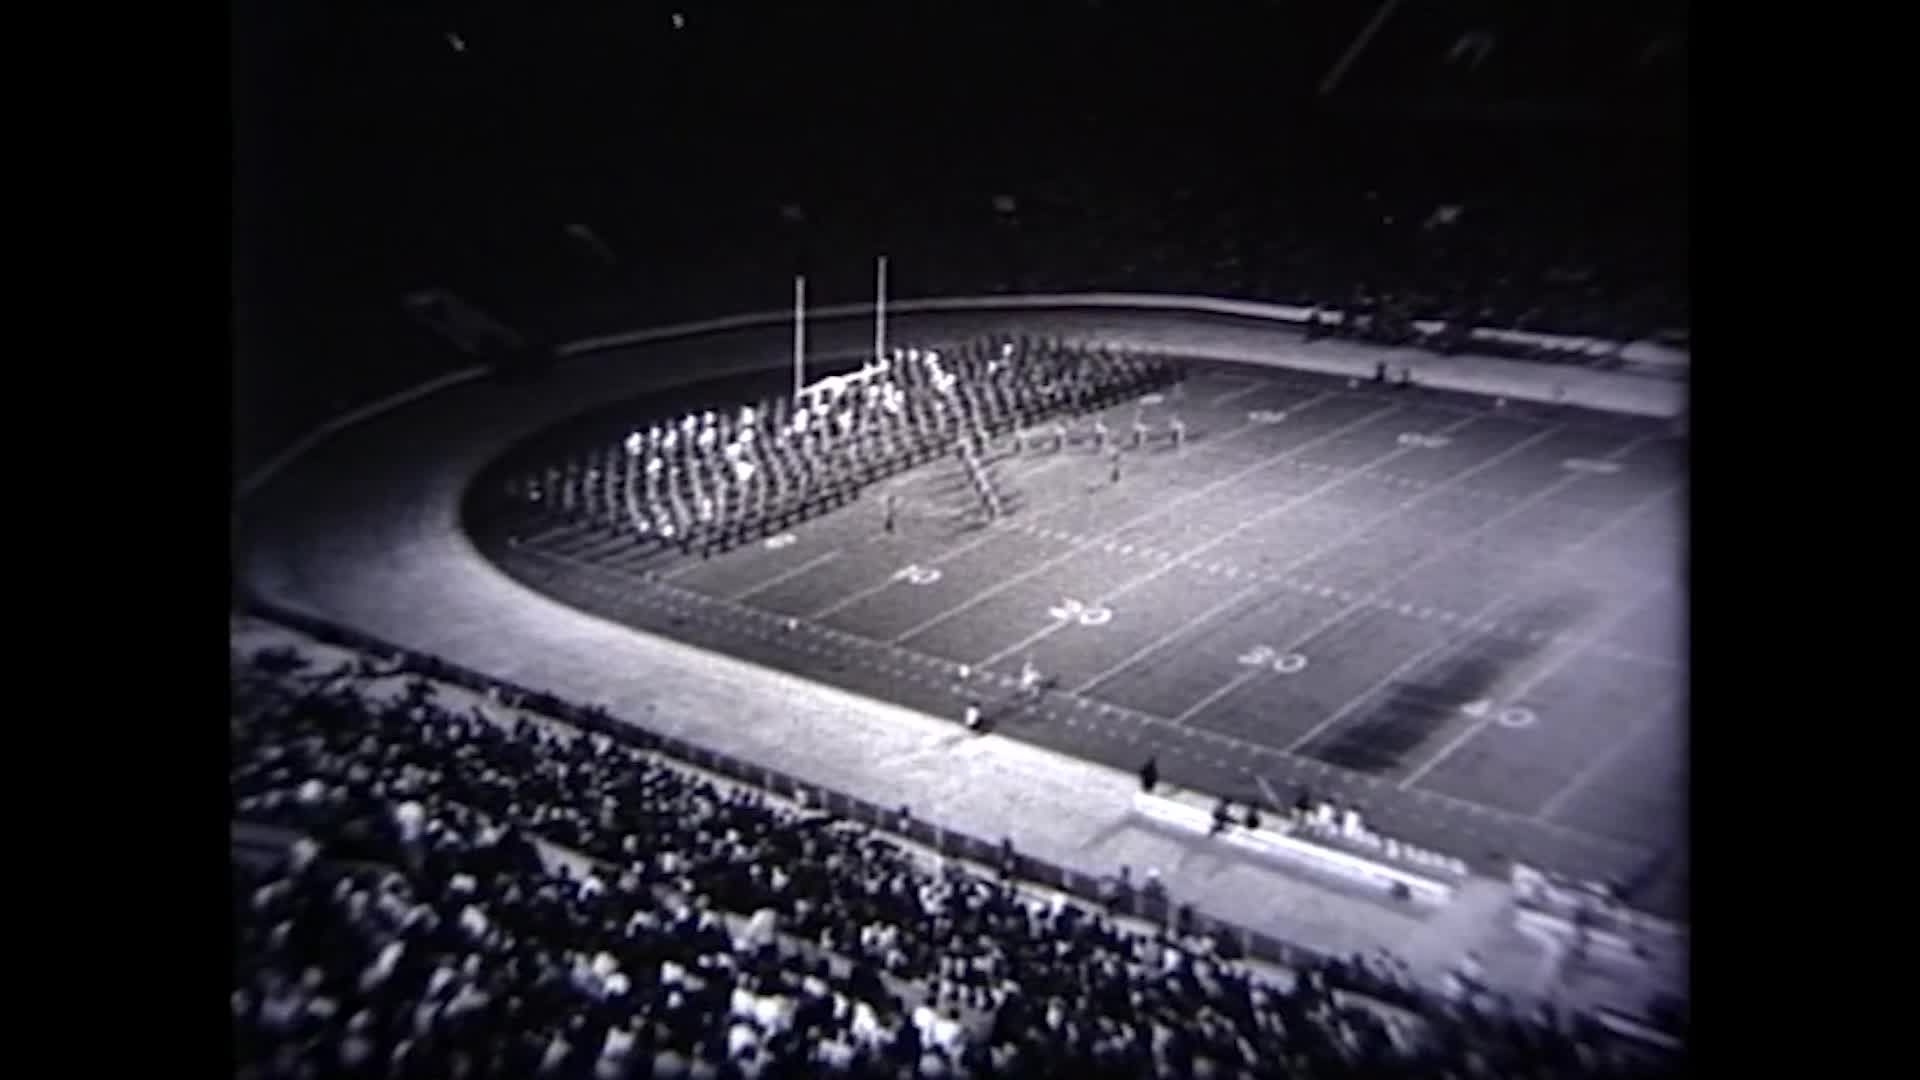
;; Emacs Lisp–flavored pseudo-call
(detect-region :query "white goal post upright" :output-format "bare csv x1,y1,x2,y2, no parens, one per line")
794,274,806,402
875,255,888,366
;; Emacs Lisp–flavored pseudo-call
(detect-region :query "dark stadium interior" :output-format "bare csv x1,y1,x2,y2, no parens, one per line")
234,2,1690,1077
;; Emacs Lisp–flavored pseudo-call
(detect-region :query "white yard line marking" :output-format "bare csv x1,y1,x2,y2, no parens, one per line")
520,521,581,546
885,402,1406,643
989,412,1536,673
729,551,844,602
1395,572,1670,792
801,392,1347,621
1205,383,1267,409
1394,720,1491,795
1531,692,1683,823
1093,676,1647,858
1075,580,1269,693
1172,669,1262,723
1002,447,1091,484
659,546,725,582
1285,453,1670,762
1391,505,1680,791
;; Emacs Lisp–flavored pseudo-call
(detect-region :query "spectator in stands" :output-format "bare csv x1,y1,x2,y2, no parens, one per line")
233,640,1666,1080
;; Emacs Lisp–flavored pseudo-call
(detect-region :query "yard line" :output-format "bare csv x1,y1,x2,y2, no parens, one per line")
997,399,1146,482
729,550,843,602
508,529,1652,860
1171,668,1262,723
1286,454,1672,760
659,545,727,581
519,520,581,546
538,520,611,555
1075,581,1269,693
1102,683,1647,858
1531,691,1682,822
1394,722,1490,796
1207,381,1270,407
1394,572,1670,792
802,392,1348,622
984,411,1539,671
887,402,1407,643
1000,448,1085,484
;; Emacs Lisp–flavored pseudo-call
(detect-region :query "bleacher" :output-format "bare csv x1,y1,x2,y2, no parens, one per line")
230,615,1682,1078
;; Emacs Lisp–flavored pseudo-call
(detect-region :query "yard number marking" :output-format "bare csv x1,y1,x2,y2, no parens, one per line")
1463,699,1538,728
1238,645,1309,674
1248,410,1288,425
894,564,942,585
1049,598,1113,626
1398,433,1453,449
765,532,798,550
1497,707,1537,728
1563,458,1623,475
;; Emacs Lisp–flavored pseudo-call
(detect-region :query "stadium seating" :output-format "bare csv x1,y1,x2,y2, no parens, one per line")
231,637,1673,1078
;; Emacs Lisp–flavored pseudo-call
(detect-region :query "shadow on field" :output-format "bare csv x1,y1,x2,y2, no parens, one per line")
1297,589,1601,775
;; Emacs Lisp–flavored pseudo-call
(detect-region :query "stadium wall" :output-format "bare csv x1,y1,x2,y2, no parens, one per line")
554,297,1684,422
565,294,1691,372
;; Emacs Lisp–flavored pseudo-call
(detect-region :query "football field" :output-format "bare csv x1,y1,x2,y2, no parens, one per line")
474,361,1687,916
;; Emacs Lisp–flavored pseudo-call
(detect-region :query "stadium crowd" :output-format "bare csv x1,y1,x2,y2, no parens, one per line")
232,642,1671,1079
512,337,1181,555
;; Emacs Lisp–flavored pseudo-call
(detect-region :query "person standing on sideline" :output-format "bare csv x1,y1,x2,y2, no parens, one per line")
1108,445,1122,485
964,700,982,732
1139,756,1159,793
1018,657,1042,699
884,493,898,534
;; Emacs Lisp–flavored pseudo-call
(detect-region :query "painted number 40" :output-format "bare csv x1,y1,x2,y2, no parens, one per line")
1049,598,1112,626
1238,645,1308,674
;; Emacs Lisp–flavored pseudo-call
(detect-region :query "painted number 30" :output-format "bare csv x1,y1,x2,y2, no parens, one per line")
1049,598,1113,626
894,564,942,585
1238,645,1308,674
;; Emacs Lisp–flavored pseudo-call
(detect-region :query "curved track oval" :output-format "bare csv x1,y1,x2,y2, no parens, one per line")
238,308,1686,927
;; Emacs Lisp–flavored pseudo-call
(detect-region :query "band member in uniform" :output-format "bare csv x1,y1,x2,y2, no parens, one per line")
1019,657,1042,699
